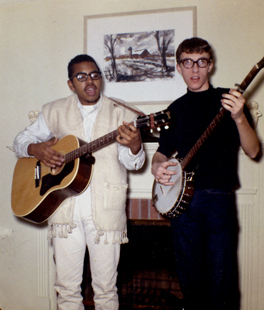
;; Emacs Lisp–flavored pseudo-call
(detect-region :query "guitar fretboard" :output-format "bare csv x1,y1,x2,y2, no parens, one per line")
65,129,119,164
61,108,172,165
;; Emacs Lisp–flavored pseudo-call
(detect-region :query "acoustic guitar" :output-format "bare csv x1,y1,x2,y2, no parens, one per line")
12,110,171,223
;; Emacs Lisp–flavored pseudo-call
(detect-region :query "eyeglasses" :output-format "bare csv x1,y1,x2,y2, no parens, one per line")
70,71,102,82
179,58,211,69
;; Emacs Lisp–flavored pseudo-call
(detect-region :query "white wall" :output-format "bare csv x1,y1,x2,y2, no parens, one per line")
1,0,264,309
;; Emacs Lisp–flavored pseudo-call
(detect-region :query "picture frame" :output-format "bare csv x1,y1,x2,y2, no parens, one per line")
84,7,197,102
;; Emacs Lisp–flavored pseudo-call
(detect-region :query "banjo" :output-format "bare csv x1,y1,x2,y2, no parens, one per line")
152,56,264,218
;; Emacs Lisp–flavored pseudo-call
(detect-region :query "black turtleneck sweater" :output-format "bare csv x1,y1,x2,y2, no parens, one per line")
158,85,253,190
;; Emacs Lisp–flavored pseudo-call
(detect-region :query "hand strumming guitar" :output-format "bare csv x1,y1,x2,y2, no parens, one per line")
28,137,65,168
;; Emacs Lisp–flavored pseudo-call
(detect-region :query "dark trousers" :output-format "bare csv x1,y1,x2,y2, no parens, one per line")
170,189,240,310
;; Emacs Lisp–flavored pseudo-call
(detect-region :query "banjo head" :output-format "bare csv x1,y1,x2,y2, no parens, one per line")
152,158,183,214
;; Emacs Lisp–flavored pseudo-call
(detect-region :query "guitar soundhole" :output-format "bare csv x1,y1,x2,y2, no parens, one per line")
40,161,74,196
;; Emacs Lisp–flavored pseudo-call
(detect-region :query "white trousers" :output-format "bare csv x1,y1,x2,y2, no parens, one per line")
53,193,120,310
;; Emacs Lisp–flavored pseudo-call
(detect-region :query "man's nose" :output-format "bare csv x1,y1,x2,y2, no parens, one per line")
192,63,199,72
86,75,94,83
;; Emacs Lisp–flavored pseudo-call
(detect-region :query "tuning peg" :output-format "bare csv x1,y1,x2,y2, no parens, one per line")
164,125,169,130
157,127,161,131
150,129,153,133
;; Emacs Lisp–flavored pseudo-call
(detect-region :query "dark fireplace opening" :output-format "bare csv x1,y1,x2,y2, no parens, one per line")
82,220,184,309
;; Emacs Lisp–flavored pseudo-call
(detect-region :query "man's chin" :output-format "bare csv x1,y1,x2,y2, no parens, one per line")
81,95,101,105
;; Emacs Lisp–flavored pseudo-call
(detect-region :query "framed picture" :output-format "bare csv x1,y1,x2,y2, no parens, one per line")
84,7,197,102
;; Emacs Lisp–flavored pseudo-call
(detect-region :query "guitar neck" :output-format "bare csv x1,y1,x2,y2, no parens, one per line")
62,108,172,164
181,56,264,170
65,129,119,164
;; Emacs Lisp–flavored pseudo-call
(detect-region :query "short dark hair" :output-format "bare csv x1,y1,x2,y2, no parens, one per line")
176,37,213,63
67,54,100,79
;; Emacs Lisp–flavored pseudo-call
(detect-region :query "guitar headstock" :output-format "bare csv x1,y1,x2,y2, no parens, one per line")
136,109,172,132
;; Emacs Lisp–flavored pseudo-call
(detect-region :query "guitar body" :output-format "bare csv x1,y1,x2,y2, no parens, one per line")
152,158,195,218
11,135,94,223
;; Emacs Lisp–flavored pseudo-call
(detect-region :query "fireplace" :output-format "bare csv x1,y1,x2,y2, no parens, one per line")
82,199,184,309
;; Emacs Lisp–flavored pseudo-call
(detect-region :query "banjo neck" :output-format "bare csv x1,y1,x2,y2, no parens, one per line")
180,107,227,170
180,56,264,171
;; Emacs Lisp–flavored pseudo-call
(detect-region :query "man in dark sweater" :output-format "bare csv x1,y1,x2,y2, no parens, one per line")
151,37,260,310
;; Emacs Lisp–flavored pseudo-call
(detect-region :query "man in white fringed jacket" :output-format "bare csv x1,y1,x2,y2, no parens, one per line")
13,54,145,310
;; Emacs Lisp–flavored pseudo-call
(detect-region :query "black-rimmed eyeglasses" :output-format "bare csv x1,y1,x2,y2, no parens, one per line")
179,58,211,69
70,71,102,82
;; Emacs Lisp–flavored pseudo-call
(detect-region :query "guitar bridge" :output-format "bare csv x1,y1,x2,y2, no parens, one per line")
35,161,41,188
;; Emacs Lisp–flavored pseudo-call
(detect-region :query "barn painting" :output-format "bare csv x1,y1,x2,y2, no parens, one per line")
104,29,175,83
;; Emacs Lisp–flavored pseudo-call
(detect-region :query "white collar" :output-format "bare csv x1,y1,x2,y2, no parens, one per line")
77,94,102,116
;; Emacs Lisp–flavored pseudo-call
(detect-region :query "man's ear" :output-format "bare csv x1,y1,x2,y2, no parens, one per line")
208,61,214,73
67,79,75,92
176,63,182,75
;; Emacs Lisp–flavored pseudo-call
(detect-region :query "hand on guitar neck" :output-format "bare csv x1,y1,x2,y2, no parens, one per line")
151,151,177,186
28,137,65,168
116,121,142,155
